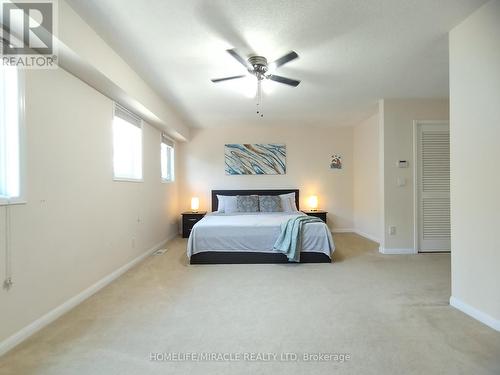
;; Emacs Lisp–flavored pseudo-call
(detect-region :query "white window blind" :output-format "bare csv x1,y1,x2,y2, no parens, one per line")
161,134,174,182
113,104,143,181
0,65,23,204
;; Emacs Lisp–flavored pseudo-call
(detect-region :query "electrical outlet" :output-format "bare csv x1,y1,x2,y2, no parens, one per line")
389,226,396,235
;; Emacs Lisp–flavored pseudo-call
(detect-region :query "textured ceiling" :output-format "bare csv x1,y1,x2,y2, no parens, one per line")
67,0,485,128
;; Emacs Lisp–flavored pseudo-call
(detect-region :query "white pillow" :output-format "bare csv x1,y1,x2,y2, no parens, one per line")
280,193,298,212
217,195,238,213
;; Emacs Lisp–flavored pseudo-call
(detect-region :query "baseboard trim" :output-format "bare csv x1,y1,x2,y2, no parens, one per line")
332,228,355,233
450,296,500,332
0,234,177,357
379,247,417,255
332,229,383,249
352,229,380,243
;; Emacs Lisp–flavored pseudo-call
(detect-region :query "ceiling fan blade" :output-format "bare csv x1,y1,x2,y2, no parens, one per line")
267,75,300,87
226,49,252,70
271,51,299,68
211,75,246,83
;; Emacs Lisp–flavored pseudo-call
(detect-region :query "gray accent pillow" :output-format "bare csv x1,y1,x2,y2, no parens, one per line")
259,195,283,212
236,195,260,212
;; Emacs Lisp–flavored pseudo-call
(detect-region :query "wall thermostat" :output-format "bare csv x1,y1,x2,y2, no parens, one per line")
398,160,409,168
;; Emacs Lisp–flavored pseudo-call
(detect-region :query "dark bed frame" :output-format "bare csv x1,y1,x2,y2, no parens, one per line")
189,189,331,264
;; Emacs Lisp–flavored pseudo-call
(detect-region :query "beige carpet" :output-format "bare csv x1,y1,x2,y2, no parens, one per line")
1,233,499,375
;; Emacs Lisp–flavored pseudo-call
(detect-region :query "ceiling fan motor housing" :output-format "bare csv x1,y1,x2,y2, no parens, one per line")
248,55,268,79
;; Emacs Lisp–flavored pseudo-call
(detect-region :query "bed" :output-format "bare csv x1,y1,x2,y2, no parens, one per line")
187,189,334,264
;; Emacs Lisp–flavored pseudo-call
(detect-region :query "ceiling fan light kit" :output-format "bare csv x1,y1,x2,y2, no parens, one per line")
211,49,301,118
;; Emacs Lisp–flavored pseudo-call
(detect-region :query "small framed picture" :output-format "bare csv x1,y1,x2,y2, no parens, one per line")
330,154,342,170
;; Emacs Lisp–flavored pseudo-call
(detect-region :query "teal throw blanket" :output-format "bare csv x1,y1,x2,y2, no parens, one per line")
273,216,323,262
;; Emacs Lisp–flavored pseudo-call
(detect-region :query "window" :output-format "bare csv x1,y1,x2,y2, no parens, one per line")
161,134,174,182
0,66,24,205
113,104,143,181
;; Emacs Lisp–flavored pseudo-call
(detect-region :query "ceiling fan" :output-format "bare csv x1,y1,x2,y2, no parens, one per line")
211,49,301,117
211,49,301,86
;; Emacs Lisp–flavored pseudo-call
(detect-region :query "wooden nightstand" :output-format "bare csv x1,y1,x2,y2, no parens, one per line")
182,211,207,238
301,210,328,224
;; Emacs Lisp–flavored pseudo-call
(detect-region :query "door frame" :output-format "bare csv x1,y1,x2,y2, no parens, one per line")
412,120,450,253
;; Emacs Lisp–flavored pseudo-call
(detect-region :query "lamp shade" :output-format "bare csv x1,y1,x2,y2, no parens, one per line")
307,195,319,210
191,197,200,211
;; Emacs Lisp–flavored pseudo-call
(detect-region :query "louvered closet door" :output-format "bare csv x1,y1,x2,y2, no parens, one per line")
417,123,450,252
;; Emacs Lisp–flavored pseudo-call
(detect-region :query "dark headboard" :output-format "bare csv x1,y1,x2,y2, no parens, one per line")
211,189,300,212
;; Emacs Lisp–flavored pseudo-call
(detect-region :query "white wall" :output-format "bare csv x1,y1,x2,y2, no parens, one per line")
59,0,190,140
178,126,354,231
0,68,179,345
381,99,449,251
353,113,380,242
449,0,500,329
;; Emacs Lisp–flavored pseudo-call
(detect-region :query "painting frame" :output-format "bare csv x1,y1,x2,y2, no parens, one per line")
225,143,286,175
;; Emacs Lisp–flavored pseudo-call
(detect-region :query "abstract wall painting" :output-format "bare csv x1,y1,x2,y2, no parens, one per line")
330,154,343,170
225,144,286,175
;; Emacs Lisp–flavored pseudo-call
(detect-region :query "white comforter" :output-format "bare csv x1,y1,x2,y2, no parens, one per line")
187,211,335,257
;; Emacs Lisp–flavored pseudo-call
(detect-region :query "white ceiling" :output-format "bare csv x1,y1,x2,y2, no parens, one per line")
67,0,485,128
